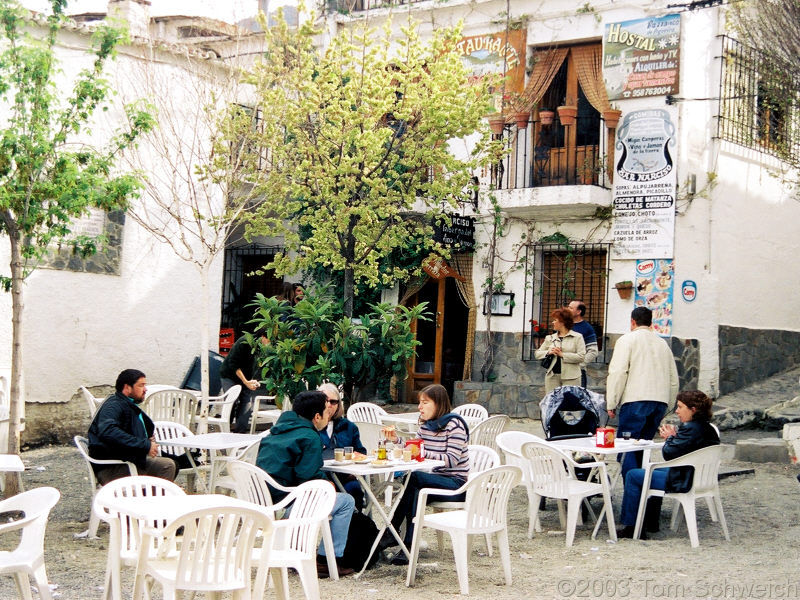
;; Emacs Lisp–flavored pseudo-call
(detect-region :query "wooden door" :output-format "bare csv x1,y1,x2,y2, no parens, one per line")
406,277,469,402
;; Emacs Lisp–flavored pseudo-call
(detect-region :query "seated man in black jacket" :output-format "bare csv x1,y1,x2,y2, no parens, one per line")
88,369,176,485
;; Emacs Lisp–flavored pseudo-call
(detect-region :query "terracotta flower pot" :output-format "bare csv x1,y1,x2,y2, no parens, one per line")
487,114,506,135
513,111,530,129
539,110,554,125
557,105,578,126
615,282,633,299
603,108,622,129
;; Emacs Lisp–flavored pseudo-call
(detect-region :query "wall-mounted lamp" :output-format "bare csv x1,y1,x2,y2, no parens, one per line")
687,173,697,197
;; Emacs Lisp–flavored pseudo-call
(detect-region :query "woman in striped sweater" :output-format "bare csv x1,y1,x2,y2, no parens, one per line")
382,384,470,564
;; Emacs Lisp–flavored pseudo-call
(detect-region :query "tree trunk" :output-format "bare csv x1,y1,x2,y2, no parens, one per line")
343,221,357,318
195,262,212,435
5,230,24,495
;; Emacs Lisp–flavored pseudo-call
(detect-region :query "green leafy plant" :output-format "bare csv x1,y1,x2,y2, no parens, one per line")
247,285,429,404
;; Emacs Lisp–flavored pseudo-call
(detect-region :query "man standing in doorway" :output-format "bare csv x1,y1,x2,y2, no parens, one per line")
568,300,598,387
606,307,679,478
220,333,267,433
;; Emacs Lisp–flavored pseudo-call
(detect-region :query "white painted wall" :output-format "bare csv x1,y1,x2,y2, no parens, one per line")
0,20,226,405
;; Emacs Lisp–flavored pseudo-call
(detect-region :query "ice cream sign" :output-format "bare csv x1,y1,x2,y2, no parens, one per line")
681,280,697,302
636,260,655,275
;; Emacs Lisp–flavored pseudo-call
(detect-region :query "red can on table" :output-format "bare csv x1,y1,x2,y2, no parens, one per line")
595,427,615,448
405,438,425,461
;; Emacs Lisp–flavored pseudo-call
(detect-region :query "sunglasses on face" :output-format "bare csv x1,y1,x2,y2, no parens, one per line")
327,399,340,405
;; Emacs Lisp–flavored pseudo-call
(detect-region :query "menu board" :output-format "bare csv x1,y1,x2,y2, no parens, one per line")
611,109,677,259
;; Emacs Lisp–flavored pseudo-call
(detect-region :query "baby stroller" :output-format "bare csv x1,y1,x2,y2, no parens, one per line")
539,386,608,514
540,385,607,440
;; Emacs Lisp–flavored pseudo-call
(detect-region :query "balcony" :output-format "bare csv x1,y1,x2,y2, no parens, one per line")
328,0,427,12
489,113,614,219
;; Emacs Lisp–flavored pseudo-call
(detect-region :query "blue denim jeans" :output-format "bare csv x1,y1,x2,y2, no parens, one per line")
392,471,465,546
317,492,355,557
617,401,667,478
620,467,668,526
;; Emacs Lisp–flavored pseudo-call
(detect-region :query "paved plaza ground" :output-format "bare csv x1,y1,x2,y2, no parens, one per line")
1,418,798,600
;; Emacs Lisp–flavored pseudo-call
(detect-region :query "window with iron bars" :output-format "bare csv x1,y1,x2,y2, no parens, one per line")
522,242,610,362
718,35,800,164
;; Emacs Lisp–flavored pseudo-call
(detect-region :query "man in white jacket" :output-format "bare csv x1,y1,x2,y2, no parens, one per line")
606,306,679,477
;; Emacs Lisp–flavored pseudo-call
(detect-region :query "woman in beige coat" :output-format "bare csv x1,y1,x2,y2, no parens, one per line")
534,308,587,393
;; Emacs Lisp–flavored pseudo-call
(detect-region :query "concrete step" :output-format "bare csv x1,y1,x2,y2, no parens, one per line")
734,438,791,463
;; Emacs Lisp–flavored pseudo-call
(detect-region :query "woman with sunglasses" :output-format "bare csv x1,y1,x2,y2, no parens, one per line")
318,383,366,509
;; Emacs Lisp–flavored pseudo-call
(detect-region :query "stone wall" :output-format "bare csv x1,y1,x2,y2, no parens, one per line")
719,326,800,395
453,330,699,416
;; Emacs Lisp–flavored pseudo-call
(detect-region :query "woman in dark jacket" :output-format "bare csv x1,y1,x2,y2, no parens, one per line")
618,390,719,538
318,383,366,510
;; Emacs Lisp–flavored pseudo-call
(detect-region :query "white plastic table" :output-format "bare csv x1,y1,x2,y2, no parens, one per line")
546,436,664,538
157,432,262,492
323,457,444,577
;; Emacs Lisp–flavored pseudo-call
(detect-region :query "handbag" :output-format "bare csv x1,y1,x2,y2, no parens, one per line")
540,353,556,370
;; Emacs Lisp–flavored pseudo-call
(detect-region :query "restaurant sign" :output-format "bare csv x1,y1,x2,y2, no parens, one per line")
433,214,475,251
603,13,681,101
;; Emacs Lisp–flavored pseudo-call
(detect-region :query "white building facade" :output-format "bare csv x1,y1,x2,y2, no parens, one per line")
325,0,800,413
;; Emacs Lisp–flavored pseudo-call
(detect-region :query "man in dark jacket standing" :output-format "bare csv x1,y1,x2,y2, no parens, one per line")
88,369,176,485
256,390,355,577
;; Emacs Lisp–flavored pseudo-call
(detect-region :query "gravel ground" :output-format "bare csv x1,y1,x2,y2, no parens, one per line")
2,421,799,600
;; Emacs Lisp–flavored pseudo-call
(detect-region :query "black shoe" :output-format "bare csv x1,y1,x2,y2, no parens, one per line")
645,521,660,533
317,556,355,578
389,552,409,566
616,526,647,540
378,530,399,551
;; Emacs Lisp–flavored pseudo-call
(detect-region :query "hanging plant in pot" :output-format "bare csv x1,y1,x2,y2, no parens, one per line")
513,110,530,129
615,280,634,299
487,114,506,135
603,108,622,129
538,108,554,125
557,104,578,126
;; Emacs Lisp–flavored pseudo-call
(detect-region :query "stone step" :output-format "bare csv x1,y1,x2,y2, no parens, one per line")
734,438,791,463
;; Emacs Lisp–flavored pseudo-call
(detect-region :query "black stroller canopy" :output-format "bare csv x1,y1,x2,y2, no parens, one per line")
540,386,608,440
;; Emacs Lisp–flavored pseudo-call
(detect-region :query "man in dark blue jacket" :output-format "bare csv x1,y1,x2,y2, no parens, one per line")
88,369,176,485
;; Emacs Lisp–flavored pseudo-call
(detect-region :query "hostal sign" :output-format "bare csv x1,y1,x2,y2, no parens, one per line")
434,214,475,251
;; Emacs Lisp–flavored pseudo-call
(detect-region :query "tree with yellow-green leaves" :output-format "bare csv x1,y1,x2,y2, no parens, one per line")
244,14,502,317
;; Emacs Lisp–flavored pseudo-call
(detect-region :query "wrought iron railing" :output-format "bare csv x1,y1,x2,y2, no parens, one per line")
491,114,613,190
328,0,427,12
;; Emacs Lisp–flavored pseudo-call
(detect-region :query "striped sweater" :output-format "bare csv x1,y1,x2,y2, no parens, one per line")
419,414,470,481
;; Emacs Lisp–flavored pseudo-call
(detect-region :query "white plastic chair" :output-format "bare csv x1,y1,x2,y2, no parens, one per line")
406,466,521,595
346,402,388,424
496,430,545,536
212,434,267,495
633,445,729,547
144,389,198,430
93,476,186,600
81,386,104,419
0,487,60,600
452,404,489,423
521,440,617,547
204,385,242,433
152,421,211,489
469,414,510,453
249,395,282,434
74,435,138,539
428,444,502,556
228,461,339,592
132,502,273,600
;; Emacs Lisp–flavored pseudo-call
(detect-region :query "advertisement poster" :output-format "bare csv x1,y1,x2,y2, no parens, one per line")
634,258,674,337
603,13,681,101
611,108,677,259
454,29,526,112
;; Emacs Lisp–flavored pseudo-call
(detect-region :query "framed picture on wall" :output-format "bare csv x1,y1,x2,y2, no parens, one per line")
483,292,515,316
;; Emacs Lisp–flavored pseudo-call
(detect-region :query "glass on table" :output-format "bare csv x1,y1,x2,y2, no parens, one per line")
334,448,345,461
344,446,354,460
622,431,632,440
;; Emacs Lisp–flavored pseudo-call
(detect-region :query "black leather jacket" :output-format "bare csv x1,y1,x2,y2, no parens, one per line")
662,419,719,493
88,392,154,471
